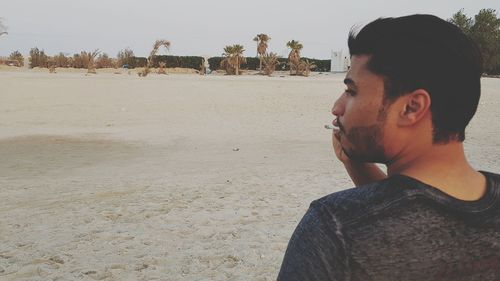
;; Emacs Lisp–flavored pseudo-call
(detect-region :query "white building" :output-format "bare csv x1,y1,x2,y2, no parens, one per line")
331,50,350,72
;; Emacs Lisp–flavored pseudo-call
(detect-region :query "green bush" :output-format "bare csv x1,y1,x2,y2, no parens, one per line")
207,56,329,72
244,57,260,70
277,58,289,71
132,57,147,68
207,56,264,70
152,55,204,70
208,57,223,70
130,56,204,70
130,55,331,72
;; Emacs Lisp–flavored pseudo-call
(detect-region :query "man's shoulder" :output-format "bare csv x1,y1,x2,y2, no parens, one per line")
482,170,500,185
310,171,500,225
310,176,420,225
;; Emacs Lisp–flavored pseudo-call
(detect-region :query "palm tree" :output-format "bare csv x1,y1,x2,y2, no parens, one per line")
253,34,270,71
286,40,303,75
262,52,281,76
83,49,100,74
220,44,246,75
140,39,171,77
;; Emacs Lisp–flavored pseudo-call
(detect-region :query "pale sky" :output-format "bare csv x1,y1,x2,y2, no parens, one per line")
0,0,498,59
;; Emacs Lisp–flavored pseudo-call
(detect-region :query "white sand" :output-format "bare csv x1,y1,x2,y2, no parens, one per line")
0,70,499,280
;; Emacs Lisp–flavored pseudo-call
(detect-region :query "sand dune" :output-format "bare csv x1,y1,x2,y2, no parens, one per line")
1,71,499,280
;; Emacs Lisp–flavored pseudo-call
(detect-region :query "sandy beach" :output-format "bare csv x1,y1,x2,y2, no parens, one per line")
1,69,499,280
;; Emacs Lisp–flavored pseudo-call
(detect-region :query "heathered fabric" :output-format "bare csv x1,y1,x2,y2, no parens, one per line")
277,171,500,281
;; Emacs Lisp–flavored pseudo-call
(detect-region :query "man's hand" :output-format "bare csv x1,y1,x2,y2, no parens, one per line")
332,129,387,186
332,129,350,164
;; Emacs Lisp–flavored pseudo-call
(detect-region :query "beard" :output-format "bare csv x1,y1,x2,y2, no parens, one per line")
340,123,388,163
337,99,391,164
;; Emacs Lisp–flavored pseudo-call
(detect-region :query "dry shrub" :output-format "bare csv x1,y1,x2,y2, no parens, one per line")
29,47,48,68
82,50,99,74
54,52,70,67
297,59,316,77
262,52,281,76
157,62,166,74
117,48,135,68
71,53,85,68
96,53,115,68
48,58,56,73
8,51,24,67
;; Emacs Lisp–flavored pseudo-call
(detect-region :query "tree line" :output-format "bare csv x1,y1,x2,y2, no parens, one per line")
26,48,121,69
1,9,498,75
449,8,500,75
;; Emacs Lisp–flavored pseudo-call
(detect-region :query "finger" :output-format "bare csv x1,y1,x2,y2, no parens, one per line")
332,129,350,162
332,130,342,158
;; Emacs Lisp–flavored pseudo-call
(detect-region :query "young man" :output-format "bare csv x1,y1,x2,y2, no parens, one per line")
277,15,500,280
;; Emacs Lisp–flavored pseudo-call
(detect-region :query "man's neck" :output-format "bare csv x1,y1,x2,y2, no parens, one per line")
387,142,487,201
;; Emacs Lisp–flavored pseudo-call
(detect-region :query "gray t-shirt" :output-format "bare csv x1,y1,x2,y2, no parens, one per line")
277,171,500,281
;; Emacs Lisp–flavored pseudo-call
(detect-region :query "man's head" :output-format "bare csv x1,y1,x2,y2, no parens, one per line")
332,14,483,164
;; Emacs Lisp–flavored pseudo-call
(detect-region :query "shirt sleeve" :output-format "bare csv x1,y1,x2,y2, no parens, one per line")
277,203,349,281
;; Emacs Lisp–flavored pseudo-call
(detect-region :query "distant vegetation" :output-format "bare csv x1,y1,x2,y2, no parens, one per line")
29,47,49,68
9,50,23,66
139,39,171,77
1,9,498,75
220,44,246,75
254,34,270,72
29,48,106,72
261,52,281,76
116,48,135,68
207,56,329,72
24,47,331,74
449,8,500,75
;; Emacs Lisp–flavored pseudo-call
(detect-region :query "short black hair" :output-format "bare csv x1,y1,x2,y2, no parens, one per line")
348,14,483,143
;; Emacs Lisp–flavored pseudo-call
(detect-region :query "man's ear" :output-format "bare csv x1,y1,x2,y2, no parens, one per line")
397,89,431,126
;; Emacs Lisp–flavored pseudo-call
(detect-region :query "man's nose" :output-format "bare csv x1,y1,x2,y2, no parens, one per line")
331,96,344,116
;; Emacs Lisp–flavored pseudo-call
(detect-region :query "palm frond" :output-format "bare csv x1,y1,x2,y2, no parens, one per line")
286,40,303,51
257,34,270,42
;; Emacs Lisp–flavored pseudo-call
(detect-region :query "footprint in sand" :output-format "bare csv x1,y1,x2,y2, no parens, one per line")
83,269,112,280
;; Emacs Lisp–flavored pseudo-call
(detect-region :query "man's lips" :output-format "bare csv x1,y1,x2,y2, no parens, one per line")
332,118,342,131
